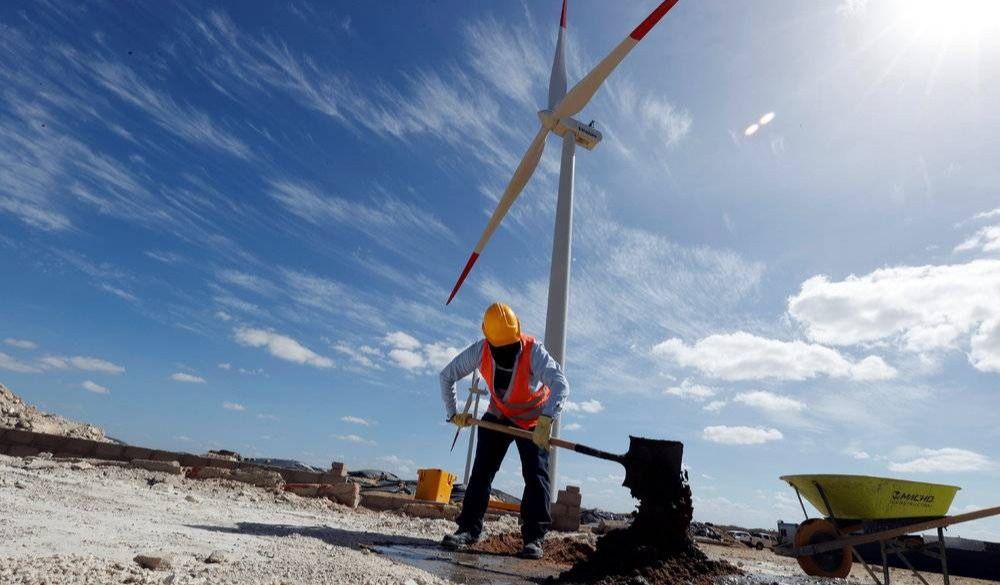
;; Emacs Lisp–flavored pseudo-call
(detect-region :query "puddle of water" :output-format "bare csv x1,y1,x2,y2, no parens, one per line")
372,543,561,585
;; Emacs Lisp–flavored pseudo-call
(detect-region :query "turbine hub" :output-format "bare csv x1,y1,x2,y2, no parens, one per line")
537,110,603,151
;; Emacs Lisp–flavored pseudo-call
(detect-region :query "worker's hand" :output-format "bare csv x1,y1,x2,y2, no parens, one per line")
532,416,553,450
451,413,474,428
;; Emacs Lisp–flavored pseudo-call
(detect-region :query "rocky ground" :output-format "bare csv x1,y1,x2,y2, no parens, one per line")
0,452,517,584
0,383,109,442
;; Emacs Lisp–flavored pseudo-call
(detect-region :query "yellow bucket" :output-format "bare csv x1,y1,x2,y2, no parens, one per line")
781,474,960,520
415,468,457,503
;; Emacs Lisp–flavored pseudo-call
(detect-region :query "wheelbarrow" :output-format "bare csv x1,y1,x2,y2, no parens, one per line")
778,474,1000,583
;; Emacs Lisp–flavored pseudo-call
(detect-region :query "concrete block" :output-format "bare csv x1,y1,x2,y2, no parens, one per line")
319,471,347,484
230,469,284,489
403,502,459,521
328,462,347,476
566,485,580,494
94,443,126,460
8,445,40,457
177,454,207,467
361,491,413,512
323,482,361,508
6,429,35,444
132,459,183,475
551,502,568,517
208,459,239,470
149,449,180,462
62,437,96,456
552,504,581,532
191,467,231,480
34,433,66,450
559,490,582,507
285,484,321,497
123,446,153,460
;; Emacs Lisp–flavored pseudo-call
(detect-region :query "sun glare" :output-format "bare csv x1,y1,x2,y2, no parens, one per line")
898,0,1000,40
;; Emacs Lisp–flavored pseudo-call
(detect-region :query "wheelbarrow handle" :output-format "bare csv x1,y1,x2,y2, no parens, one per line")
469,418,624,465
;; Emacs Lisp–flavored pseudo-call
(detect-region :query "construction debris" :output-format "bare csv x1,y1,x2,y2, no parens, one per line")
131,459,183,475
472,532,595,565
133,553,173,571
551,486,583,532
0,383,111,442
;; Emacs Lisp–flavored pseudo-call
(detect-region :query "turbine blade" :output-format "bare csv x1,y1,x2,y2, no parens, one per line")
547,0,568,110
446,126,550,304
552,0,680,120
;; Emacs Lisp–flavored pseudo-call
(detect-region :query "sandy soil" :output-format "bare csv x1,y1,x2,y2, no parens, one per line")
0,453,518,584
701,542,995,585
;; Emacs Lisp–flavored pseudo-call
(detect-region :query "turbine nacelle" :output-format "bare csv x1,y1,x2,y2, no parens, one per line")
537,110,603,151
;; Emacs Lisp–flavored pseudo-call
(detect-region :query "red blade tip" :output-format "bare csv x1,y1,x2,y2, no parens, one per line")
629,0,680,40
560,0,567,28
446,252,480,305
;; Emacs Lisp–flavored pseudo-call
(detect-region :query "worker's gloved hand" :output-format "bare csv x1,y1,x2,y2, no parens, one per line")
532,415,553,450
451,413,474,428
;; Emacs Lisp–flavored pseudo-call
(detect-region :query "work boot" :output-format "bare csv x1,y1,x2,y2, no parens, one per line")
518,538,544,559
441,530,480,550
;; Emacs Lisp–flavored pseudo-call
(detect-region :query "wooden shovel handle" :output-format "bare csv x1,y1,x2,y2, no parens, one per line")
469,418,578,450
468,419,624,466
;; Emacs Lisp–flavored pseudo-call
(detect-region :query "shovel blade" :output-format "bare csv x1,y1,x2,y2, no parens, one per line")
621,436,684,500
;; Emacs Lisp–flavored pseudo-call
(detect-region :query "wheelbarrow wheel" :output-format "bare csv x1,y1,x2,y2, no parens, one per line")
794,519,851,578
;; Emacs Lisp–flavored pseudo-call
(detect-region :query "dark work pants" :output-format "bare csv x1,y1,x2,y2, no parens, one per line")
456,412,551,543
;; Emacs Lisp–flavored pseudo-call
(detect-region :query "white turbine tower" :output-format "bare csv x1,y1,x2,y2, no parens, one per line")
446,0,681,496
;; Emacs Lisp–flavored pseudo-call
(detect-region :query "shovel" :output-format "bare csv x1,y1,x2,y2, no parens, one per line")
468,418,684,502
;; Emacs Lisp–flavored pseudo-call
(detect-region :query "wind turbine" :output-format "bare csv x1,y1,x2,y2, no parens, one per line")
446,0,681,496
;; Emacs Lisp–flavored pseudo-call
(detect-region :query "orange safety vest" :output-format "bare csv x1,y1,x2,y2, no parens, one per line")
479,334,551,430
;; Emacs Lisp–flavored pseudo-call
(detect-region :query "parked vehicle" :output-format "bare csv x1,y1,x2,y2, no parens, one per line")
729,530,753,546
749,532,777,550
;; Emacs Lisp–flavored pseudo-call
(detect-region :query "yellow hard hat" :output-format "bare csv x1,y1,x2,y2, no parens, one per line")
482,302,521,346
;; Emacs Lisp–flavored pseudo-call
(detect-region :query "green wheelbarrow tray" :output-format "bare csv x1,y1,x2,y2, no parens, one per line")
781,474,960,520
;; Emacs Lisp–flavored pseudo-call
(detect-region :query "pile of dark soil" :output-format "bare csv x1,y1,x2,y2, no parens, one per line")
557,439,740,585
556,529,740,585
472,533,595,565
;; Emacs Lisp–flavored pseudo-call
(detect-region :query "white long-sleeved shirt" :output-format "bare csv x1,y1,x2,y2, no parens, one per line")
440,338,569,420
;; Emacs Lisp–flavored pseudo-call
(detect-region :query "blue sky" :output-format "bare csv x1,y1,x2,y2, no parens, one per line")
2,0,1000,536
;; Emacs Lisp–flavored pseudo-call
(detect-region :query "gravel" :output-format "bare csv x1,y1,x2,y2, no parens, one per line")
0,453,511,584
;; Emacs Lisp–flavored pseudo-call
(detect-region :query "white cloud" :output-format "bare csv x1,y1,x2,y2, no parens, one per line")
563,399,604,414
888,448,991,473
39,355,126,375
331,343,382,370
383,332,460,373
703,400,727,412
844,448,871,460
733,390,805,413
234,327,333,369
664,379,716,401
837,0,868,17
171,372,206,384
218,363,232,370
562,422,583,431
654,332,896,381
341,416,374,426
4,338,37,350
0,352,41,373
81,380,110,395
388,348,425,370
702,425,783,445
385,331,421,350
215,311,233,322
788,260,1000,372
217,269,278,297
954,225,1000,255
335,434,375,445
222,401,246,411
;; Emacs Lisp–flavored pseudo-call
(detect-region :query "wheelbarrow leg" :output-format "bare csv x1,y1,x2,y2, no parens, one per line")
938,527,950,585
880,541,891,585
851,546,885,585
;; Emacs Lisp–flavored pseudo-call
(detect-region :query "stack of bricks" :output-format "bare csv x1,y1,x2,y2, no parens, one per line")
551,485,582,531
283,461,360,508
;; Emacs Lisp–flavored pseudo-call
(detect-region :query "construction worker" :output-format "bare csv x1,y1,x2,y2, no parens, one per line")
439,302,568,559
